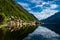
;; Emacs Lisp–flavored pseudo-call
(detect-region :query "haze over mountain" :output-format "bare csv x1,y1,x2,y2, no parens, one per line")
41,12,60,34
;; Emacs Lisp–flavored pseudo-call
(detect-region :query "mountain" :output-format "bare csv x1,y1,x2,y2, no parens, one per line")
0,0,38,24
41,12,60,34
0,0,38,40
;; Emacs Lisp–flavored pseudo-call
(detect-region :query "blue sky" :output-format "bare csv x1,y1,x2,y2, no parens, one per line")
15,0,60,20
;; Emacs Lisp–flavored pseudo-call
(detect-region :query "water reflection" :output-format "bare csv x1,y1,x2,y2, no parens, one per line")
24,26,60,40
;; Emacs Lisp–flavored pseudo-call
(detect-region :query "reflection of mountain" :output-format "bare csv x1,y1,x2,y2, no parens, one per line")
41,12,60,34
24,34,44,40
24,34,60,40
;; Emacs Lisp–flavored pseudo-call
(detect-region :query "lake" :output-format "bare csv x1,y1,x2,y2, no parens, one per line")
24,26,60,40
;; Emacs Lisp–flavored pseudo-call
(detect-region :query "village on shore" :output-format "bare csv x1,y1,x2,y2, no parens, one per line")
0,16,41,31
5,16,40,30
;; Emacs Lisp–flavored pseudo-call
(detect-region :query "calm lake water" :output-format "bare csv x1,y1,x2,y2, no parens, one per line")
24,26,60,40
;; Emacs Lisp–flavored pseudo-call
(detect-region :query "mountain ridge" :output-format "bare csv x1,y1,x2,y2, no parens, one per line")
0,0,38,24
41,12,60,34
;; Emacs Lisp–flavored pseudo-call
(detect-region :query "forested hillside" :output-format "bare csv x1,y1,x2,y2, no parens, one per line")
0,0,38,25
0,0,38,40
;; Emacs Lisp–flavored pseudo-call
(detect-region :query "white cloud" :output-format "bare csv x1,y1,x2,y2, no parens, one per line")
33,1,58,9
18,2,32,11
35,5,43,8
35,2,45,7
31,0,42,4
30,0,58,9
30,8,58,20
27,8,32,10
29,0,59,20
18,2,29,7
30,0,50,5
42,2,49,5
25,7,32,11
32,2,49,9
50,4,58,9
17,0,59,20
